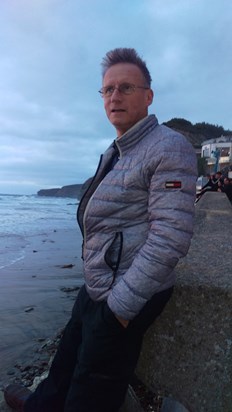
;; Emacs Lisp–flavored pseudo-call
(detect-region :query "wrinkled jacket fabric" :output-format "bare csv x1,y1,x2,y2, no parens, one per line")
77,115,197,320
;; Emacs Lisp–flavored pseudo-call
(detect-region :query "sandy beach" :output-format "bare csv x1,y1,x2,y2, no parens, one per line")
0,226,84,387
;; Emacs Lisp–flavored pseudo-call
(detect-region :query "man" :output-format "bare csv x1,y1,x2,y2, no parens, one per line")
195,171,223,203
218,176,232,202
4,48,197,412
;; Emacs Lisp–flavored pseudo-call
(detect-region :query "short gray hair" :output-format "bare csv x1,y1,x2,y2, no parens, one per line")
101,48,152,87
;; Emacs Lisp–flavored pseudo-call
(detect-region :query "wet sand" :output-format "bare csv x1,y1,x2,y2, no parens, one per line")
0,227,84,386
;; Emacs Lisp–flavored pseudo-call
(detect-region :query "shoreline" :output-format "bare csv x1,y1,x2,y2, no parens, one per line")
0,227,84,387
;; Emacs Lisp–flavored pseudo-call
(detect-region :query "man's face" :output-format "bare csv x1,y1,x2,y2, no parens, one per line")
102,63,153,137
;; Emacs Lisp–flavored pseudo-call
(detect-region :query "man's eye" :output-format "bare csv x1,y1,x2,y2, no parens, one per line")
105,86,114,95
121,84,132,92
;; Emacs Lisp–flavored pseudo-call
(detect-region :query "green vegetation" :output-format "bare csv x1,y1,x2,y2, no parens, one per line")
163,118,232,148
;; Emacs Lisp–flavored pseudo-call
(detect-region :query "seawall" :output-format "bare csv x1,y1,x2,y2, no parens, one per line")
135,192,232,411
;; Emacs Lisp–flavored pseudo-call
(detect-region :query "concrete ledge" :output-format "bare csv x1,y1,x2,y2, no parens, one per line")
136,192,232,412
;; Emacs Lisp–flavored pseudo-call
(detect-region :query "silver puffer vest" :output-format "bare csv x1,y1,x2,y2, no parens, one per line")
77,115,197,320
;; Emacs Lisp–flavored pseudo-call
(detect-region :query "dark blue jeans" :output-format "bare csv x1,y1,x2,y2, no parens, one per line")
25,285,173,412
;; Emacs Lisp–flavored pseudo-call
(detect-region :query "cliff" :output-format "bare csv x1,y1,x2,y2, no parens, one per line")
163,118,232,148
37,178,92,200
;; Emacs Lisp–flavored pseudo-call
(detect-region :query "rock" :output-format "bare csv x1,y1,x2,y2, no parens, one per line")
29,370,49,391
6,370,15,376
60,286,80,293
24,307,34,313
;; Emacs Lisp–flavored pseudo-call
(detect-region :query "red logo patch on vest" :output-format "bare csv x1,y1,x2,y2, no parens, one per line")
165,181,182,189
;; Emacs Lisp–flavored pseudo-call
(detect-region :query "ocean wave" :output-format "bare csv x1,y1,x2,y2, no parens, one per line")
0,195,78,269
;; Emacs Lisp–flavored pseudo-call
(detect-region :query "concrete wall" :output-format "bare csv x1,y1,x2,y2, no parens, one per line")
136,192,232,412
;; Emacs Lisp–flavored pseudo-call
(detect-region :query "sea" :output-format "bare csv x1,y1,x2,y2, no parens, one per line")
0,194,79,270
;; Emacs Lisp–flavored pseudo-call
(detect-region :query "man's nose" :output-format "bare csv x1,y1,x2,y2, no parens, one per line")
110,87,122,100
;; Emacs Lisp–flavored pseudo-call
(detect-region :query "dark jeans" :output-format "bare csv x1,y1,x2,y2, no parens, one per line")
24,285,173,412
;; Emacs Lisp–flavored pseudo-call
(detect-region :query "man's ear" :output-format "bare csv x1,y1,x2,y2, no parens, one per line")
146,89,154,106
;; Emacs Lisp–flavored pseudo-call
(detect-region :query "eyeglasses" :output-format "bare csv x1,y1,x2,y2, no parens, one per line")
98,82,150,98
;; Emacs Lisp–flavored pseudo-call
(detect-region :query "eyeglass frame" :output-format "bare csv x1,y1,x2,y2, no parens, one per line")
98,82,150,98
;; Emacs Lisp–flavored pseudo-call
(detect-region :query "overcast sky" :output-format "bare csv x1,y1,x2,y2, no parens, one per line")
0,0,231,195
